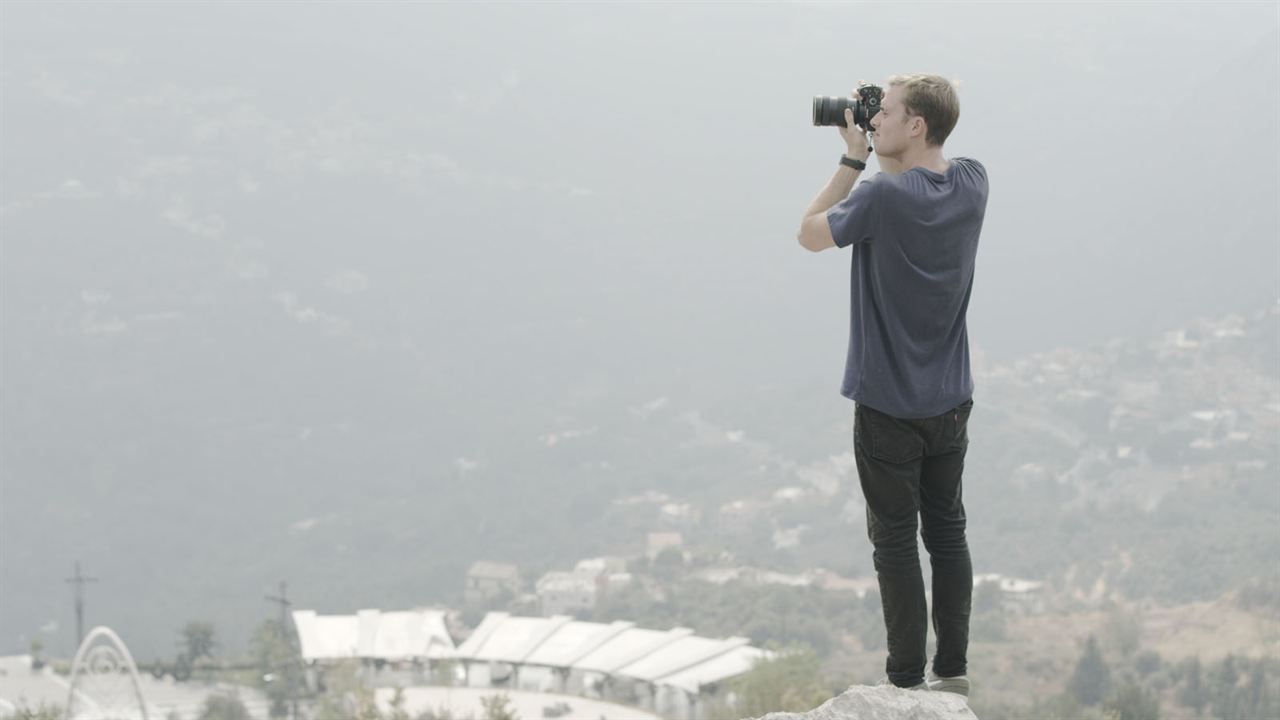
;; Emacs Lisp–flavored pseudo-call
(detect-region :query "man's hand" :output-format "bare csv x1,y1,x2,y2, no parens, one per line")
838,87,873,162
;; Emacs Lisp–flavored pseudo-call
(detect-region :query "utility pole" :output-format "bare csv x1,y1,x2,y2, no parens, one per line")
265,581,299,720
64,561,98,651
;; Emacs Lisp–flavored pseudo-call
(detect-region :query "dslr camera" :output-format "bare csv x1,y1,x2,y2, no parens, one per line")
812,83,883,131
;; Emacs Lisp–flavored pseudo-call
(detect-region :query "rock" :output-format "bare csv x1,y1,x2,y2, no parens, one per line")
753,684,978,720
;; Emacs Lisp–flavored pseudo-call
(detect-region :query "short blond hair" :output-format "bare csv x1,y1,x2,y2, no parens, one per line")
886,74,960,148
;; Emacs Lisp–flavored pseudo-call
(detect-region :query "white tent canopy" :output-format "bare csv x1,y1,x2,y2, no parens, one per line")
292,608,774,695
292,609,454,662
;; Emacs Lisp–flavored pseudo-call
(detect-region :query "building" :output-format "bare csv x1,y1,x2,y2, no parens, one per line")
536,571,599,616
465,561,521,605
534,557,635,616
574,556,628,575
646,532,683,562
292,608,456,663
974,573,1046,615
452,612,772,719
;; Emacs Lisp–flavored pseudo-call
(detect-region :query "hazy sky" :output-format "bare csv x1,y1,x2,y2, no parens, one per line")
4,2,1276,365
2,1,1278,658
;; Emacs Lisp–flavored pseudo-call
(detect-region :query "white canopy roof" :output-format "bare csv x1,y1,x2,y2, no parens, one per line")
293,608,772,694
655,644,772,694
293,608,454,662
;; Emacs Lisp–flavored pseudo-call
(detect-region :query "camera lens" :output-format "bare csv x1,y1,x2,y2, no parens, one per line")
812,95,856,128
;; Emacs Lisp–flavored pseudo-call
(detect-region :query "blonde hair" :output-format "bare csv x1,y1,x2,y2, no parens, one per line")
886,74,960,148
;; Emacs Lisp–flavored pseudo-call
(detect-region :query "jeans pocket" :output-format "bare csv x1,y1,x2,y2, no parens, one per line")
951,401,973,449
857,405,923,464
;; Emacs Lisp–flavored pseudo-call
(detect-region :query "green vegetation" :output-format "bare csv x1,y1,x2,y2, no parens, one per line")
198,692,253,720
970,580,1008,642
1069,635,1111,706
701,647,838,719
250,618,307,718
180,620,219,665
589,576,884,657
975,643,1280,720
11,705,61,720
313,683,520,720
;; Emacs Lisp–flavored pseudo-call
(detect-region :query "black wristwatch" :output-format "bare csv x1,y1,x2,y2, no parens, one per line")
840,155,867,171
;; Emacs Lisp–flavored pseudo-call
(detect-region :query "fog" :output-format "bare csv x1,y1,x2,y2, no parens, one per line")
2,0,1277,671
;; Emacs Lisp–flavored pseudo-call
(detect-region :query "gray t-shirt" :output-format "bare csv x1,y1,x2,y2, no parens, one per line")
826,157,988,419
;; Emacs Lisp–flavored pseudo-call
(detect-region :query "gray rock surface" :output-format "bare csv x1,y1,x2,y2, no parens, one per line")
753,684,978,720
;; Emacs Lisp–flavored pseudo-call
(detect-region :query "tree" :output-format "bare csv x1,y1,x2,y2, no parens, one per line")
416,705,466,720
13,704,62,720
652,546,685,581
1068,635,1111,706
180,621,218,663
1209,654,1241,720
388,687,410,720
250,618,304,718
1175,656,1205,713
1022,692,1089,720
971,601,1008,642
1243,660,1273,720
1133,650,1161,677
479,693,519,720
1103,678,1160,720
351,685,384,720
972,578,1004,614
198,692,252,720
703,646,831,719
1101,604,1143,659
29,637,45,670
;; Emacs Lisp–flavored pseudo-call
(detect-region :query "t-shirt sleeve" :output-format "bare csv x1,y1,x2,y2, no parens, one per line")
825,177,880,248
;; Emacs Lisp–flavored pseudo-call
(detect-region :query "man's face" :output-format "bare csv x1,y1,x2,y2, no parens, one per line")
871,86,912,154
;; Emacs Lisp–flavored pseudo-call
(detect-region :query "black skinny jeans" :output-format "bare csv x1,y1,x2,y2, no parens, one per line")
854,398,974,687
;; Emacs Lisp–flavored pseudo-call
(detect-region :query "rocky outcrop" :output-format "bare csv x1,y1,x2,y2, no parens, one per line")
754,684,978,720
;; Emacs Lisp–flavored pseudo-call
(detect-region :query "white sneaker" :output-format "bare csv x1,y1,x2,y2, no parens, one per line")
876,676,928,691
926,670,970,697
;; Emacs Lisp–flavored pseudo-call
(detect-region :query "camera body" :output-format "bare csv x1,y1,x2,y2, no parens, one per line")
812,83,883,131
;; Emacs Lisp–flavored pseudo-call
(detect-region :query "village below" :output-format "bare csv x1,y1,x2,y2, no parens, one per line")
5,304,1279,720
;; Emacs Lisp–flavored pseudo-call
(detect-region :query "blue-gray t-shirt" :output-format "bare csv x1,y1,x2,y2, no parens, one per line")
826,157,988,419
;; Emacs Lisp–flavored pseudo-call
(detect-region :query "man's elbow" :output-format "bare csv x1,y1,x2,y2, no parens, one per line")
797,232,831,252
797,214,834,252
796,227,821,252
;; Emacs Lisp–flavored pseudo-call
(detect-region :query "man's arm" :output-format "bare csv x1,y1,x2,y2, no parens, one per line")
797,163,862,252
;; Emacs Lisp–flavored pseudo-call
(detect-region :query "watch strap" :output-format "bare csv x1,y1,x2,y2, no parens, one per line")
840,155,867,171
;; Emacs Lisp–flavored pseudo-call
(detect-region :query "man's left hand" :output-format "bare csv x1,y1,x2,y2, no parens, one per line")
838,108,872,163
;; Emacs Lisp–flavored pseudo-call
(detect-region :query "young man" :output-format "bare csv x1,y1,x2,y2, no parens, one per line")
796,74,989,696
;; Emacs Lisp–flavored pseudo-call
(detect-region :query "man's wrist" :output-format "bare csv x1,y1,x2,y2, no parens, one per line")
840,154,867,170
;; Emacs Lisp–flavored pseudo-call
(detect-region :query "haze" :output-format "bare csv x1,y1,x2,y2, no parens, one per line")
2,0,1277,665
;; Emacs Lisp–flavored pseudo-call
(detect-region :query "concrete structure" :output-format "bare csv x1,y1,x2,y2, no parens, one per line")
0,654,271,720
